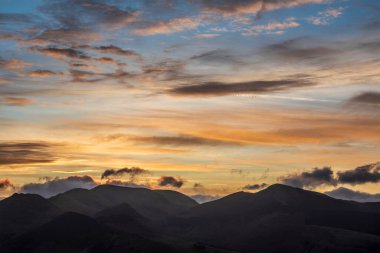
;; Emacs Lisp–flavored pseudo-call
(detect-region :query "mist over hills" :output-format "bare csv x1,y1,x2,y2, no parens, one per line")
1,184,380,253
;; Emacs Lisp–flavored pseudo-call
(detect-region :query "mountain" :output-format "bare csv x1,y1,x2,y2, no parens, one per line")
0,193,61,241
166,184,380,252
2,184,380,252
95,202,153,235
0,212,184,253
50,184,198,220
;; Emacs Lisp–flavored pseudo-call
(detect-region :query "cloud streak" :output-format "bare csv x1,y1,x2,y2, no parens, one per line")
0,142,57,165
168,79,314,97
132,134,242,146
133,17,201,35
198,0,327,18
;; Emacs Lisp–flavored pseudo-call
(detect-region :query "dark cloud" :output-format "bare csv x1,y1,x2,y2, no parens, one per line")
0,179,15,190
280,167,337,189
325,187,380,203
32,46,90,60
20,175,96,198
168,79,313,97
29,70,64,77
90,45,141,58
69,68,133,83
158,176,184,188
264,37,339,63
190,49,244,66
132,134,242,146
100,167,149,181
141,59,189,81
193,183,204,189
347,92,380,106
337,163,380,185
95,57,119,65
243,183,268,190
104,179,149,189
69,69,103,82
0,142,56,165
35,0,137,44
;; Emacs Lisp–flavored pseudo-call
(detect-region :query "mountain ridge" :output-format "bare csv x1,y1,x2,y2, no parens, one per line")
1,184,380,252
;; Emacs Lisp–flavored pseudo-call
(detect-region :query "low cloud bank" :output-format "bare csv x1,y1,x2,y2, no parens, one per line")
279,162,380,189
20,176,97,198
325,187,380,202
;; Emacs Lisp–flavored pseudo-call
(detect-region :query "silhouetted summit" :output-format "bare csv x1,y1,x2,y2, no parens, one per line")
167,184,380,252
50,184,198,219
1,184,380,253
0,193,61,240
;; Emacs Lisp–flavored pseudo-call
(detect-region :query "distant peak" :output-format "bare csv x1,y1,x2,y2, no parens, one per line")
7,193,46,201
265,184,298,191
259,184,304,195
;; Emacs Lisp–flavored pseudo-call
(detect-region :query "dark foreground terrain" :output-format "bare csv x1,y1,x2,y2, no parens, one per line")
1,184,380,253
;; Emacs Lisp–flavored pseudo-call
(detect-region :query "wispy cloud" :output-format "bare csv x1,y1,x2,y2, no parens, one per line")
243,18,300,36
2,97,34,106
0,142,57,165
309,7,343,26
133,17,201,35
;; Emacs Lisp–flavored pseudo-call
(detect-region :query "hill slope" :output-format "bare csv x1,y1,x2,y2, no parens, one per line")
50,185,198,220
167,184,380,252
0,193,61,241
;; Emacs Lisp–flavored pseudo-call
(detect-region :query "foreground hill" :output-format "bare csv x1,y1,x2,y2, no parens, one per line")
0,212,182,253
95,202,153,235
0,193,61,241
1,184,380,252
167,184,380,252
50,184,198,220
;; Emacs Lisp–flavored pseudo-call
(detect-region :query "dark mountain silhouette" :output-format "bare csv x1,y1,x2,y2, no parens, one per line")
0,212,184,253
1,184,380,252
95,202,153,235
0,193,61,241
50,185,198,220
167,184,380,252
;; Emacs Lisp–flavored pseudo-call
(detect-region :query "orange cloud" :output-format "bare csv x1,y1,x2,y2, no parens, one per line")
0,58,31,71
2,97,34,106
29,70,64,78
201,0,327,17
245,20,300,35
133,17,201,35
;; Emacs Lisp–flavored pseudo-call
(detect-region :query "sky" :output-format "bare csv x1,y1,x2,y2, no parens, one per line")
1,0,380,199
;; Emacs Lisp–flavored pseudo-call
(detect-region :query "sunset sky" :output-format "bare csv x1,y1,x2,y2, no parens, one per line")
1,0,380,199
